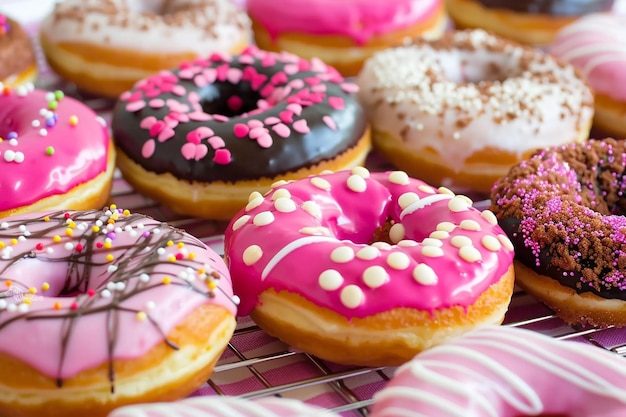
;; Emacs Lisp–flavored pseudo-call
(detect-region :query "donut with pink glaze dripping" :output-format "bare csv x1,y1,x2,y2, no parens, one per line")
224,168,515,367
0,207,238,417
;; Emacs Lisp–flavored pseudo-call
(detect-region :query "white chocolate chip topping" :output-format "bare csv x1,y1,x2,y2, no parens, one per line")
356,246,380,260
318,269,344,291
413,263,438,285
363,265,389,288
274,197,296,213
330,246,355,263
253,211,275,226
310,177,331,190
340,285,364,309
243,245,263,266
347,174,367,192
389,171,410,185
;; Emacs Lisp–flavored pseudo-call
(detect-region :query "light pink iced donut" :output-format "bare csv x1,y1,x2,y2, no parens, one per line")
0,86,115,218
224,168,515,367
108,396,337,417
372,325,626,417
0,207,238,417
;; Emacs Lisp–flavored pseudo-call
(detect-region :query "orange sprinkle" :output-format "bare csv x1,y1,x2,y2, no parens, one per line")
107,218,115,225
53,302,62,310
53,235,61,243
69,115,79,126
5,280,11,287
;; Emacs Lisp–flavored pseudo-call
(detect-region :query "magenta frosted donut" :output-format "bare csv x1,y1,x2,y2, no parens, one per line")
0,86,115,218
224,168,515,366
0,207,238,417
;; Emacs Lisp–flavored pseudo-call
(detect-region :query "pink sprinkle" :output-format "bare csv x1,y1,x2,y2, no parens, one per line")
188,111,212,121
140,116,157,129
126,100,146,112
209,52,229,62
283,64,299,75
260,84,275,98
264,117,280,125
238,54,255,65
227,68,243,84
270,72,288,85
149,121,165,137
149,99,165,109
247,119,264,128
272,123,291,138
120,91,131,101
194,74,208,87
323,115,337,131
208,136,225,149
127,91,143,102
216,64,230,82
261,53,276,67
142,139,156,158
292,119,310,134
158,127,175,142
328,96,345,110
249,126,267,139
172,85,186,96
242,66,258,82
279,110,294,124
145,89,161,99
213,148,232,165
286,103,303,116
256,134,273,148
228,96,244,112
178,69,197,79
196,126,214,138
213,114,229,122
289,79,305,89
181,142,208,161
305,77,321,86
187,130,202,144
257,99,271,110
234,123,250,138
340,82,359,94
251,74,268,91
166,99,189,113
312,84,327,93
188,91,200,103
202,68,217,84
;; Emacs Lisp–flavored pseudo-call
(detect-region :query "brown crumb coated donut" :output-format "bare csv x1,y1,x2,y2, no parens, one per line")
0,15,37,87
491,138,626,328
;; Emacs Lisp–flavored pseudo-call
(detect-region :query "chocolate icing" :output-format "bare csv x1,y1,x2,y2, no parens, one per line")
111,47,368,183
0,17,36,81
475,0,614,15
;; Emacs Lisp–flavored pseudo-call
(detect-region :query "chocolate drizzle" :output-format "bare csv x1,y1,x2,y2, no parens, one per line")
111,46,368,183
476,0,614,15
0,208,235,391
491,139,626,300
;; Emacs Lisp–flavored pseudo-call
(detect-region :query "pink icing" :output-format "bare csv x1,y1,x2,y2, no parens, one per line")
372,325,626,416
0,207,237,380
550,13,626,102
246,0,442,45
224,170,514,318
0,87,110,211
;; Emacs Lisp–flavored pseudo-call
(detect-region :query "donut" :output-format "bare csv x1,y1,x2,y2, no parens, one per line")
446,0,615,46
39,0,251,99
108,396,333,417
372,325,626,417
111,46,371,221
357,29,594,194
490,138,626,328
247,0,447,77
224,168,515,367
0,85,115,218
550,13,626,138
0,13,37,87
0,207,238,417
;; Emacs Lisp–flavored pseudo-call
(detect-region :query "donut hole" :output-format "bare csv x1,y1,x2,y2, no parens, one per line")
435,49,522,84
198,84,264,117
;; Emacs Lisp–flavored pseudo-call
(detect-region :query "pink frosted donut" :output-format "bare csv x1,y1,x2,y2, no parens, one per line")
550,13,626,137
0,86,116,218
247,0,447,76
372,325,626,417
224,168,515,367
0,207,238,417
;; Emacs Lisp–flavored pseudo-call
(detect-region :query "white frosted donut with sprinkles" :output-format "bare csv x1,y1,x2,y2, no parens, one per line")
224,169,515,367
0,85,116,218
357,29,594,194
0,207,238,417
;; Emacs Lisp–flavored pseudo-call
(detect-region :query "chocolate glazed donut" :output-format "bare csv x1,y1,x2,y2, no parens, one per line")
112,46,368,184
476,0,614,15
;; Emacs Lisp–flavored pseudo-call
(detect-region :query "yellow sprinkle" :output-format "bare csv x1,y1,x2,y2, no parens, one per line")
107,218,115,224
43,216,50,222
136,311,147,321
65,228,73,237
53,235,61,243
197,268,205,275
28,287,37,294
162,276,171,285
106,254,114,262
0,242,5,249
177,242,185,248
188,253,196,260
41,282,50,291
103,241,112,249
67,221,76,229
69,115,79,126
23,298,32,305
207,281,217,290
10,239,17,245
123,209,130,216
168,255,176,262
166,240,174,247
54,301,62,310
110,204,117,210
92,226,100,233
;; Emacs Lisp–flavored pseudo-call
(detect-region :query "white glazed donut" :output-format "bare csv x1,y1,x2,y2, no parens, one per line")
357,29,594,193
39,0,251,98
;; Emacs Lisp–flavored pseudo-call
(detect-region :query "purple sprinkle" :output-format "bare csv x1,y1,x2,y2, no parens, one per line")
7,132,17,139
46,118,56,127
107,232,116,240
